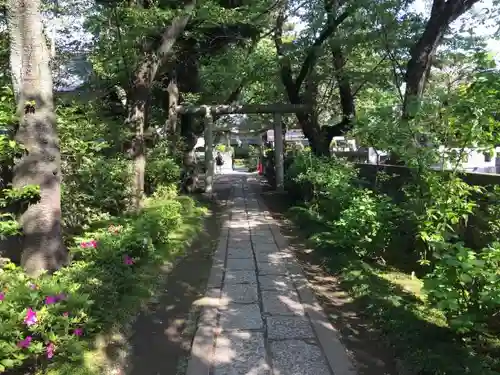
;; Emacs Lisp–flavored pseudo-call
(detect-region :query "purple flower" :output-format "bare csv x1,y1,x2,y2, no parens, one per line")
73,328,83,336
24,308,37,326
45,296,57,305
17,336,32,349
56,293,67,301
28,283,38,290
0,292,4,301
123,255,135,265
46,342,55,359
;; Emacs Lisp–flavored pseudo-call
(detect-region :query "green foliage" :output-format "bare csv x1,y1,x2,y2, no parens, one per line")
425,242,500,334
62,157,133,230
0,193,204,373
0,261,90,372
0,129,41,240
285,149,500,373
146,144,181,194
245,145,259,171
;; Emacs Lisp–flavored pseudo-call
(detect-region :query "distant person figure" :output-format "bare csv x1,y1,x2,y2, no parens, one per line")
230,146,235,170
215,151,224,174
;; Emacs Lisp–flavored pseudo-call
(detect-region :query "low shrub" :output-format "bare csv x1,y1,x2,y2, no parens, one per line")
62,157,133,231
424,241,500,334
245,145,259,171
146,157,180,194
284,151,500,374
0,193,205,374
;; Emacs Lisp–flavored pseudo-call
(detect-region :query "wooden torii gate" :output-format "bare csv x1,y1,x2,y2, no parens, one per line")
175,104,311,193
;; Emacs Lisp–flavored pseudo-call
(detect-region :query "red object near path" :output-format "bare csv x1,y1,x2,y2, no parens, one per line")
257,161,263,175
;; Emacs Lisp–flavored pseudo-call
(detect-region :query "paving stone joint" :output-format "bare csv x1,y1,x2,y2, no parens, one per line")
185,174,357,375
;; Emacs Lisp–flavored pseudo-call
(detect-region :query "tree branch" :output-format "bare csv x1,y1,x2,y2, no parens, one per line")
294,9,350,91
274,9,299,102
352,53,389,97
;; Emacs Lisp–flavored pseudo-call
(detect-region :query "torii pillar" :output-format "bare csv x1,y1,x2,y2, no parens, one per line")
204,107,214,193
273,113,284,192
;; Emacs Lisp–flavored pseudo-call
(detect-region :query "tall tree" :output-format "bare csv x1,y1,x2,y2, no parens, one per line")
274,0,353,155
402,0,480,119
7,0,68,276
126,0,196,210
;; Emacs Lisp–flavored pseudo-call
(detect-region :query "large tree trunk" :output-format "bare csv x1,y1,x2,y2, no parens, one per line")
165,74,180,154
320,43,356,151
273,1,350,156
126,0,196,210
402,0,479,119
176,39,205,193
6,1,22,101
8,0,68,276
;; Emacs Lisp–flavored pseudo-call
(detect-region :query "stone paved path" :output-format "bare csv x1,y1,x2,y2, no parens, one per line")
186,173,357,375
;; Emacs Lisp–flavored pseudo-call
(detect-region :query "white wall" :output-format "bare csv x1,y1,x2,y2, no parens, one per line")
432,147,497,172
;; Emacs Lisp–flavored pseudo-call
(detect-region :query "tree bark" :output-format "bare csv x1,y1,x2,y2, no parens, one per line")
9,0,68,276
273,2,351,156
6,0,22,102
165,75,179,148
320,42,356,150
402,0,479,119
126,0,196,210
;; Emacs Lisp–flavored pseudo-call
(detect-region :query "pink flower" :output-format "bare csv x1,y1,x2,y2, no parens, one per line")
17,336,32,349
123,255,135,265
80,240,98,249
24,308,37,326
73,328,83,336
46,342,55,359
45,296,57,305
0,292,4,301
63,312,69,318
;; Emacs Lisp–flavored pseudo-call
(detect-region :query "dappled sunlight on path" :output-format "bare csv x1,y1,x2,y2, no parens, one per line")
185,172,357,375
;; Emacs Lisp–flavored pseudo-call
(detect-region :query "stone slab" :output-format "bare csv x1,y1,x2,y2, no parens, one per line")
225,270,257,284
228,237,252,246
255,251,292,264
251,227,272,235
229,229,250,237
213,331,270,375
185,325,215,375
227,247,254,259
266,316,315,340
251,236,276,245
226,257,255,270
223,283,258,304
206,262,225,288
253,245,280,255
270,340,331,375
228,223,249,230
258,275,295,293
257,262,288,276
219,303,263,330
262,290,304,316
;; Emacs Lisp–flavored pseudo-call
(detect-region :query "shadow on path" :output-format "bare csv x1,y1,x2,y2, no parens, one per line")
126,186,231,375
258,185,401,375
